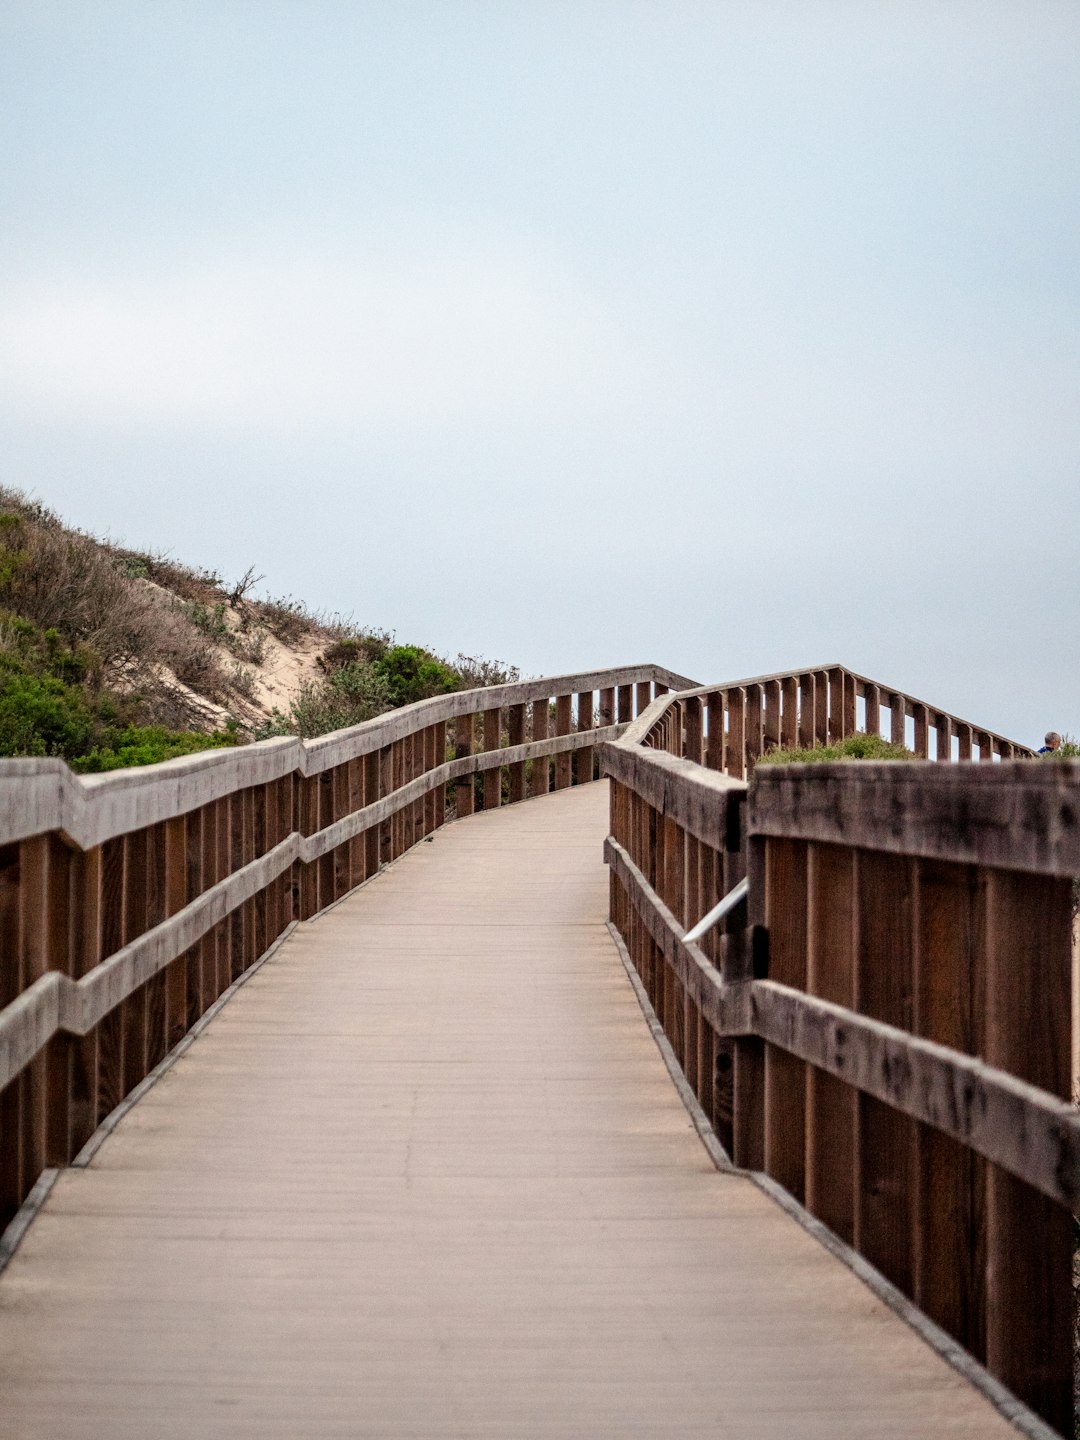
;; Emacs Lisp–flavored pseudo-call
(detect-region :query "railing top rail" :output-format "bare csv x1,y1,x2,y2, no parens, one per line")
0,662,695,850
749,756,1080,877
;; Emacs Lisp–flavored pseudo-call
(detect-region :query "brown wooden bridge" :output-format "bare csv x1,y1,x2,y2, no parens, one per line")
0,664,1075,1437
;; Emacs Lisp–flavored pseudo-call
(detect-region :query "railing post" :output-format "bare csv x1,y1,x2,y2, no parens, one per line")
69,845,103,1157
912,703,929,759
215,797,231,994
912,858,983,1355
530,699,549,797
300,776,320,919
798,673,815,749
731,829,764,1170
683,696,703,765
780,676,797,749
828,668,844,742
864,683,880,738
889,693,906,749
97,837,125,1118
814,670,829,745
433,720,447,829
843,671,856,735
193,801,213,1012
483,708,502,810
164,816,188,1053
145,823,168,1073
745,683,763,771
727,689,745,780
364,751,381,874
554,695,572,790
805,842,856,1245
121,829,149,1096
763,679,781,755
455,714,475,816
853,851,917,1297
983,868,1072,1433
391,740,405,857
706,693,724,771
762,836,807,1203
507,705,526,802
635,680,652,717
575,691,594,785
934,713,951,762
19,836,71,1172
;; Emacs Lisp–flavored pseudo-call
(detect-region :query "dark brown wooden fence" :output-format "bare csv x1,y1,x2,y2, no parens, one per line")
603,667,1075,1436
0,663,691,1243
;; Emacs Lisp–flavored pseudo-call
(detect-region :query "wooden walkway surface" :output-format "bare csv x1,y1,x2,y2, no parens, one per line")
0,784,1019,1438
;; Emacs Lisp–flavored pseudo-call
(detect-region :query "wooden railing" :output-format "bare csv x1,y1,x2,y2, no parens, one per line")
603,669,1074,1436
658,661,1033,775
0,662,693,1241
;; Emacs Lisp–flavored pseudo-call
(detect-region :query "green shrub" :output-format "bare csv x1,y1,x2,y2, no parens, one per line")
758,733,916,765
289,661,393,738
373,645,460,707
73,724,239,773
0,672,99,759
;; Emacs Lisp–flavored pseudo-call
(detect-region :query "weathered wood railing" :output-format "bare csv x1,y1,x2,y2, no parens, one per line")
0,662,693,1240
655,661,1033,775
603,670,1074,1436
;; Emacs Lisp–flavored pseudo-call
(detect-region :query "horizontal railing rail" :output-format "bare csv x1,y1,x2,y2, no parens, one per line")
0,662,693,1245
602,671,1074,1436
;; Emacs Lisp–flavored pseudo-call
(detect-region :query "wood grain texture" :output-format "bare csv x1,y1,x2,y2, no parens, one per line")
0,785,1019,1440
749,760,1080,875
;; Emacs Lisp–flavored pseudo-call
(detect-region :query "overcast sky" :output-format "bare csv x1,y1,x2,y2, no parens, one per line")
1,2,1076,743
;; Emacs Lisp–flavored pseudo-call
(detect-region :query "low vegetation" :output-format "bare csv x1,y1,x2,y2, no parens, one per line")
0,488,517,769
758,733,916,764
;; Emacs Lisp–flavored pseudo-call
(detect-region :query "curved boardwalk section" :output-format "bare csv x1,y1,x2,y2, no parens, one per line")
0,785,1018,1438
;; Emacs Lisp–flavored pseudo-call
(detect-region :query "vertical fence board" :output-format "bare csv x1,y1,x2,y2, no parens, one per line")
805,843,856,1245
744,684,763,772
66,846,102,1157
163,817,188,1053
120,830,149,1099
798,674,815,749
913,858,984,1357
97,838,125,1119
762,837,807,1203
530,700,549,797
575,691,595,785
853,850,916,1297
454,717,475,817
145,823,168,1073
727,690,745,780
554,696,572,791
507,704,526,802
983,868,1072,1434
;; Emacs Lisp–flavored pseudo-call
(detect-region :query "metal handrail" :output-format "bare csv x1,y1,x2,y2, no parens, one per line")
683,876,749,944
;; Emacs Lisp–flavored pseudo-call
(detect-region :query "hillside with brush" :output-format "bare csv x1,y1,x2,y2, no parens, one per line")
0,489,516,771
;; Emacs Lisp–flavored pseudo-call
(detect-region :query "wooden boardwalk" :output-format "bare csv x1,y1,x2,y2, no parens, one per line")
0,784,1020,1438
